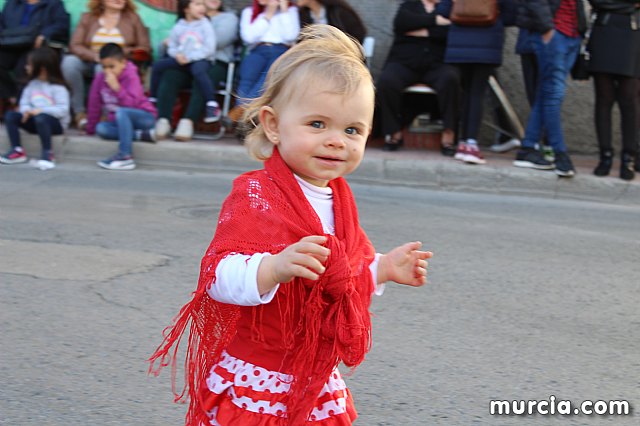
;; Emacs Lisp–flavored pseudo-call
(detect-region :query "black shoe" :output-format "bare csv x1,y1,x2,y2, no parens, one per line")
593,151,613,176
554,151,575,177
620,152,635,181
440,144,456,157
382,135,403,152
513,147,554,170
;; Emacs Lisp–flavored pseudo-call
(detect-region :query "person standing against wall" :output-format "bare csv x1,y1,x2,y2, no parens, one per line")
512,0,587,177
588,0,640,181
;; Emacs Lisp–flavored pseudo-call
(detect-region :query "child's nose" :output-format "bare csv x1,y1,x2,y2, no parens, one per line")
325,132,346,148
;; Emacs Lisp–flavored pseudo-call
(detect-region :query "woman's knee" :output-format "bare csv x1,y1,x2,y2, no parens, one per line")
4,110,22,124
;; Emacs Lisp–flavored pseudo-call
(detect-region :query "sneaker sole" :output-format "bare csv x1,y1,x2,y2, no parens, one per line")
97,161,136,171
203,116,221,124
513,160,554,170
454,153,466,161
463,155,486,165
489,141,521,153
555,169,575,177
0,157,28,164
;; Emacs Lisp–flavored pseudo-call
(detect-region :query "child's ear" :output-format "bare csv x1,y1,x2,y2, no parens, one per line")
258,106,280,145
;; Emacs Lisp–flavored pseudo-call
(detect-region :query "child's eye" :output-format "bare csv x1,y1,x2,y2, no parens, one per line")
345,127,360,135
309,121,325,129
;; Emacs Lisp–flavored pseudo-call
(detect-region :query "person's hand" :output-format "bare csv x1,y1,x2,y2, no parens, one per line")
176,53,189,65
34,35,45,48
378,241,432,286
104,70,120,92
542,29,555,44
422,0,435,13
405,28,429,37
264,0,279,19
257,235,330,294
279,0,289,12
436,15,451,26
21,109,38,122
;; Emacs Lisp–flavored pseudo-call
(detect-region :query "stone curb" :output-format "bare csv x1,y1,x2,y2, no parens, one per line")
4,133,639,206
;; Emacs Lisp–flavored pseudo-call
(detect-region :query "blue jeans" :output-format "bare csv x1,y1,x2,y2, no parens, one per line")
237,44,288,105
96,108,155,156
150,57,215,102
522,31,581,153
4,111,63,157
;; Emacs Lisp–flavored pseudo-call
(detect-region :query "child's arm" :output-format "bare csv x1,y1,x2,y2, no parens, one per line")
18,85,32,114
113,65,146,108
257,235,329,295
377,241,432,286
166,26,180,58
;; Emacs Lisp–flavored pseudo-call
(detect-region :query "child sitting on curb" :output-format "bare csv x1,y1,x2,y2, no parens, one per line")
86,43,157,171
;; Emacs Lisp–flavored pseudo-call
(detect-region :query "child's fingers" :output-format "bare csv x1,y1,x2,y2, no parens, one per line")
414,250,433,260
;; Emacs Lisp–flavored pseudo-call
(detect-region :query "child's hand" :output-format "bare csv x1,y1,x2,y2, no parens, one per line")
176,53,189,65
257,235,329,294
21,109,41,122
378,242,432,286
104,70,120,92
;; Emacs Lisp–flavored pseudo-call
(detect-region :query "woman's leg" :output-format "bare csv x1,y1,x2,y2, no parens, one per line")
155,68,192,120
236,47,271,104
593,73,616,155
61,55,94,114
613,75,637,156
376,62,419,138
150,57,182,98
189,60,215,102
463,63,495,141
247,45,288,102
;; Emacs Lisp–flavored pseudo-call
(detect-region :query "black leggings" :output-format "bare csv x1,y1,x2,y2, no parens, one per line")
593,73,637,155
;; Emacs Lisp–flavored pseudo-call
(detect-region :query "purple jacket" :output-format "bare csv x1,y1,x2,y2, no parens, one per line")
86,61,156,134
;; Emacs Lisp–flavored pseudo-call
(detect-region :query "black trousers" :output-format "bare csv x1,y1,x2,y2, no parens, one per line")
0,48,29,99
593,73,637,156
456,63,495,141
376,61,460,136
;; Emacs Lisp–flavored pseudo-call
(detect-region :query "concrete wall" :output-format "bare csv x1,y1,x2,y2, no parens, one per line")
2,0,607,153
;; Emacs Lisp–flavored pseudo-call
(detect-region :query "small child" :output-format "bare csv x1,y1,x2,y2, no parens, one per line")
150,25,433,425
149,0,221,124
0,47,70,170
86,43,157,171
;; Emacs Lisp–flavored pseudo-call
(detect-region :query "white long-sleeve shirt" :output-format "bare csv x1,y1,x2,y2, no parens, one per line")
207,175,384,306
239,6,300,47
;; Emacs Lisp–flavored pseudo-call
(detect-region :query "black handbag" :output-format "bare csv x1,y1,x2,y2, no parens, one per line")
571,13,596,81
0,25,40,49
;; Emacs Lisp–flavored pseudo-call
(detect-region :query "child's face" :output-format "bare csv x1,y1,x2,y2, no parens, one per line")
265,80,374,187
204,0,221,12
101,57,127,77
186,0,207,20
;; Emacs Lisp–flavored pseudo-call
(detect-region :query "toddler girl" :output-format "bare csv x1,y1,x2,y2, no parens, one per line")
150,25,432,425
0,47,70,171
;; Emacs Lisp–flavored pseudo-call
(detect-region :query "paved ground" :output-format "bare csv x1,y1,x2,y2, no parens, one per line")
1,162,638,425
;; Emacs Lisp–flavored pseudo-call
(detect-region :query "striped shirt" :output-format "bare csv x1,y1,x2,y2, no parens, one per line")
554,0,579,37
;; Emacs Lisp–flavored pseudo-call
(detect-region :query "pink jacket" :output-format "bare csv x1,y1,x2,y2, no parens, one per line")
86,61,156,134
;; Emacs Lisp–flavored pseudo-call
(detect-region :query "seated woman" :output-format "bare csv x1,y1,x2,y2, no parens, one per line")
376,0,459,153
61,0,150,129
298,0,366,43
0,0,69,110
229,0,299,121
154,0,239,141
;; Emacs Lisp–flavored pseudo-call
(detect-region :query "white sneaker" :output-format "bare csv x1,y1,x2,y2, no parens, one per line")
154,118,171,140
489,138,521,153
29,158,56,170
174,118,193,141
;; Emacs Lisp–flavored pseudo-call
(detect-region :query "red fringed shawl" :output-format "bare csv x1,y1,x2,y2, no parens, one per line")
149,148,375,425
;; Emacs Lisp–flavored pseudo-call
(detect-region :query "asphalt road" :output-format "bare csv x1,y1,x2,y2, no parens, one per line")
1,163,638,425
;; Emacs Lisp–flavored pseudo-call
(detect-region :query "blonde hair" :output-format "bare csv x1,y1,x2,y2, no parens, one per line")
243,24,373,161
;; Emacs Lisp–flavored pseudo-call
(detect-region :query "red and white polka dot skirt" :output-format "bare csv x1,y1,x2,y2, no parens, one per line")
201,351,358,425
